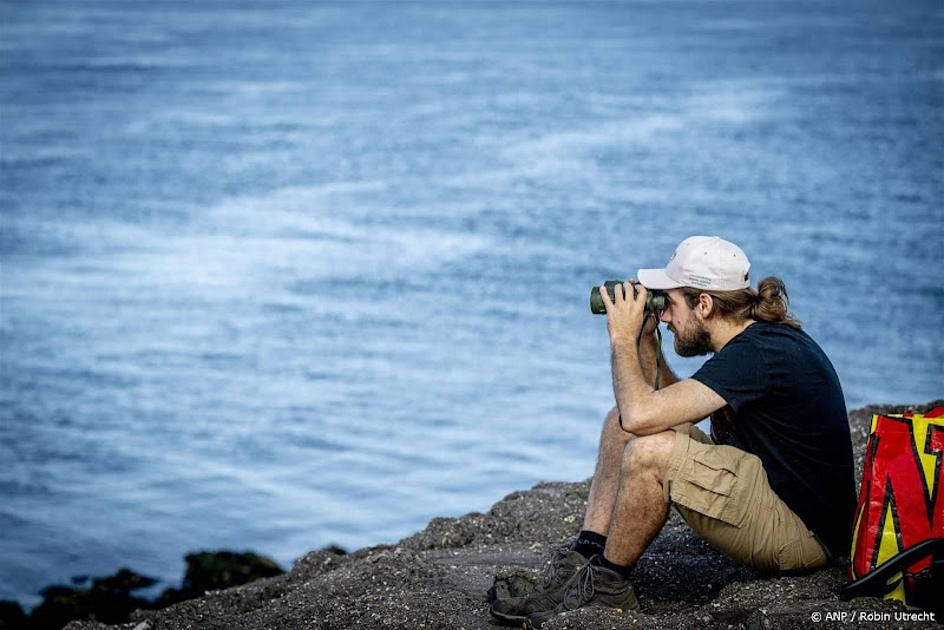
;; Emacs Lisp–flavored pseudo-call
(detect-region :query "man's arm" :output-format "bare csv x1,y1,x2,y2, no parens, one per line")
601,282,725,435
611,337,725,435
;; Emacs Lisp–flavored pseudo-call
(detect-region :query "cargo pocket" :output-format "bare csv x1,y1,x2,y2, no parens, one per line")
669,447,743,527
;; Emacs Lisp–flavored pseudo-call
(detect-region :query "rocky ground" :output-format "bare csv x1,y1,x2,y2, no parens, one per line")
65,402,941,630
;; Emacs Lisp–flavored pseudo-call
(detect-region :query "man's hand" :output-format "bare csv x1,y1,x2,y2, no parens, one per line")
598,280,649,344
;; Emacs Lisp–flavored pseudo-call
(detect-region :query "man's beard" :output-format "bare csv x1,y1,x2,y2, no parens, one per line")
672,318,713,357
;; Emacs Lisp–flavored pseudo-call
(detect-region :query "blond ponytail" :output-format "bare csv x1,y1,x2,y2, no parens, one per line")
751,277,801,329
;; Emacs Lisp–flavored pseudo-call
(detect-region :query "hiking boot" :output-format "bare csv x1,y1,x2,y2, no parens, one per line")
523,558,638,629
489,542,587,625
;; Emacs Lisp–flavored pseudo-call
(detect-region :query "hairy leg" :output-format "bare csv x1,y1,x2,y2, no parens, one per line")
582,407,633,534
603,431,675,566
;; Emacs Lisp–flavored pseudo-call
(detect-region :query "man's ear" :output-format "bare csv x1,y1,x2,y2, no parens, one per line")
697,293,714,319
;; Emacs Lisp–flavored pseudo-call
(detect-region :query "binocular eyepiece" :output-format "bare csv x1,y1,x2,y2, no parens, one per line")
590,281,666,315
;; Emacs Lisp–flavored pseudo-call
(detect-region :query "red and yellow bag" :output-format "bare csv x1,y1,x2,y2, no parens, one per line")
845,406,944,613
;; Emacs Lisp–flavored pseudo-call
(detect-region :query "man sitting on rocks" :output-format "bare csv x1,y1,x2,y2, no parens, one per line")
490,236,856,629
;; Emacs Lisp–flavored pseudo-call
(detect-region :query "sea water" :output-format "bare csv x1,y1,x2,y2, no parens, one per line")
1,0,941,607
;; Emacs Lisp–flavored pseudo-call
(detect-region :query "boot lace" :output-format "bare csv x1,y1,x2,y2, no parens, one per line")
560,563,596,610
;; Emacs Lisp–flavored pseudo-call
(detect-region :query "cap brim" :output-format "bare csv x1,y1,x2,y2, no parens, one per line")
637,268,684,290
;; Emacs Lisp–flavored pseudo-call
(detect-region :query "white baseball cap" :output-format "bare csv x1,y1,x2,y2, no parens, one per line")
637,236,751,290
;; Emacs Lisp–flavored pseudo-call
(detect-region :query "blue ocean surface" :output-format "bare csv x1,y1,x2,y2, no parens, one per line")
1,0,941,608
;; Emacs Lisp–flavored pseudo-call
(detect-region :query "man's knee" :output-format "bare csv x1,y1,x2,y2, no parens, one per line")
621,431,675,478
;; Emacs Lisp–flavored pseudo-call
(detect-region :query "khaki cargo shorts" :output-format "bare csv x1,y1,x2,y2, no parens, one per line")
663,423,828,573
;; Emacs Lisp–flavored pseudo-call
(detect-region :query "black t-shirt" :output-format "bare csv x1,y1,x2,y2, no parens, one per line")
690,321,856,558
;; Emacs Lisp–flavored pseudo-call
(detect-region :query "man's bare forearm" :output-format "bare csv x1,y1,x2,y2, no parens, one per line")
602,283,694,435
610,337,652,431
610,332,682,434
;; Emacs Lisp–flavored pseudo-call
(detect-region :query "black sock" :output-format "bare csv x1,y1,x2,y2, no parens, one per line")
574,530,607,559
591,553,635,579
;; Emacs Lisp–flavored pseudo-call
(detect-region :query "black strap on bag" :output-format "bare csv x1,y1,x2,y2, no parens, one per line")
841,537,944,617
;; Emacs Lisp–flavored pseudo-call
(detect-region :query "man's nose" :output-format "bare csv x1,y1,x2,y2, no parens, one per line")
659,309,671,323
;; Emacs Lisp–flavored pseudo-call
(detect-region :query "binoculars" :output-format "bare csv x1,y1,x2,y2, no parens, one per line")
590,281,667,315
